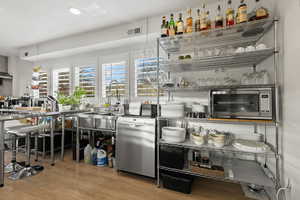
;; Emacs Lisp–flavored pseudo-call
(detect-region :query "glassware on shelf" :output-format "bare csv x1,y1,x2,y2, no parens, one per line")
245,45,256,52
198,49,205,58
205,49,214,57
248,72,256,84
197,78,207,87
254,71,263,84
261,70,270,84
240,70,270,85
207,77,215,86
226,46,235,55
241,73,250,85
214,48,222,56
235,47,245,54
256,43,267,50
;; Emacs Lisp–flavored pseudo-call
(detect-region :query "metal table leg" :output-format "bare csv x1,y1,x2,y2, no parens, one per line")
42,136,46,159
88,131,91,145
26,133,31,167
50,117,55,166
34,133,38,162
61,115,65,160
76,117,80,163
0,121,5,187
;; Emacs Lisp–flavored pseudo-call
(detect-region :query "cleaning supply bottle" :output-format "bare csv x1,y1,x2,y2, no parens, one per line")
91,147,98,165
96,148,107,167
84,144,92,164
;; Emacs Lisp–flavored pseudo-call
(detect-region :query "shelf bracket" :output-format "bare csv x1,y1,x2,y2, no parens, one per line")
252,64,257,73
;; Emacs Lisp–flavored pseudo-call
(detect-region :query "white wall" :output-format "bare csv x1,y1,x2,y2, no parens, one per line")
276,0,300,199
8,56,33,96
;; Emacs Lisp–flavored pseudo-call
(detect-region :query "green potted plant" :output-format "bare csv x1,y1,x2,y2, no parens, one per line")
57,93,72,112
57,87,87,111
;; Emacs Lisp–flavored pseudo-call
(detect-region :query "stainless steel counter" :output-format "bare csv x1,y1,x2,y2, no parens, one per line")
75,112,118,163
0,109,88,187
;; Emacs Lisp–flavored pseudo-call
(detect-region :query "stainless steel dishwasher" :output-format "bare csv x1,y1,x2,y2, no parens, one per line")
116,117,156,178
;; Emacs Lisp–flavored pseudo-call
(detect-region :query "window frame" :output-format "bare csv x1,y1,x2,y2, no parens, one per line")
38,71,49,98
100,54,129,100
74,64,97,100
51,67,72,98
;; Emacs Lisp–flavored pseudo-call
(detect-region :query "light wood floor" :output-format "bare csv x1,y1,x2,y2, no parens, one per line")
1,151,251,200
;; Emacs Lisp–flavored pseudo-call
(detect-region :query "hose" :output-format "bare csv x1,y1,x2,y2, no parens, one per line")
276,179,291,200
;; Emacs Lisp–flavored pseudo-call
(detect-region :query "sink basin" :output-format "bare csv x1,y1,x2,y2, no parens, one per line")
78,114,95,128
85,112,114,116
77,112,117,130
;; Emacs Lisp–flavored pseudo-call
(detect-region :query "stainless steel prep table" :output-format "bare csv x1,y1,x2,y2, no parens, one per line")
75,113,118,163
0,109,88,187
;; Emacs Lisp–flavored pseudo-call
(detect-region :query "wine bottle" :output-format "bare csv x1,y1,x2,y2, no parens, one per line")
161,16,168,37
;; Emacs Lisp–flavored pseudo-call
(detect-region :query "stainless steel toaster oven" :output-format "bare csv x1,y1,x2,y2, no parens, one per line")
210,87,274,120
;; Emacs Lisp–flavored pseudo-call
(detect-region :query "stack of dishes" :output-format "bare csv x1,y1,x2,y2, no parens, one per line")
233,139,270,153
161,103,185,118
234,133,263,142
162,127,186,143
191,104,206,113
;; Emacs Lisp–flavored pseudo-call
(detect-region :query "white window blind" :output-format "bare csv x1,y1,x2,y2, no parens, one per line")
102,61,127,98
39,72,48,98
135,57,163,97
52,68,71,97
75,65,96,98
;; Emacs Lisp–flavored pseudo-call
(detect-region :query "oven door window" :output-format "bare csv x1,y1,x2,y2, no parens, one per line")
213,94,259,116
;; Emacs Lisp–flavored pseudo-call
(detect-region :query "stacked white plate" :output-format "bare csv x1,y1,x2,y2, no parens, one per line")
233,139,270,153
161,104,185,118
162,127,186,143
234,133,263,142
191,104,206,113
129,102,141,116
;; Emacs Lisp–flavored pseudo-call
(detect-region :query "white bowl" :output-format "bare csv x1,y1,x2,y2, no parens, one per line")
191,134,205,145
235,47,245,54
245,45,256,52
256,43,267,50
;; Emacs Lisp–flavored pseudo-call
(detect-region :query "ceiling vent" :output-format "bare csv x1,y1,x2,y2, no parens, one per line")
127,27,142,36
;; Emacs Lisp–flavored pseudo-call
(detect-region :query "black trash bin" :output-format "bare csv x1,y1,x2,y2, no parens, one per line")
161,170,194,194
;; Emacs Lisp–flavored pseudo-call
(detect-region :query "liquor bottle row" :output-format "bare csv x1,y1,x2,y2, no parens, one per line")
161,0,269,37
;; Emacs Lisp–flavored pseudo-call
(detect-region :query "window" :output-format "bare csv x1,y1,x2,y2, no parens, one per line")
135,57,163,96
39,71,48,98
52,68,71,97
75,65,96,98
102,61,127,98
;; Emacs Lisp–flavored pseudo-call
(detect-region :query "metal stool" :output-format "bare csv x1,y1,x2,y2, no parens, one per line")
4,125,33,174
6,124,48,180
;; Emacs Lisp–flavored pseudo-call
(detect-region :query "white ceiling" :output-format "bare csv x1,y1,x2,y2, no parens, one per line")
0,0,211,56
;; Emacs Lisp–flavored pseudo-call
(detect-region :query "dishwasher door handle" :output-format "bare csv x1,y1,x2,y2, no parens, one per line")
128,123,144,128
